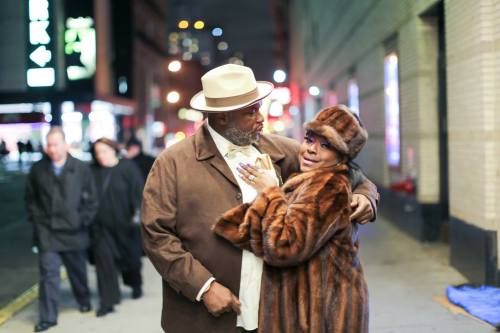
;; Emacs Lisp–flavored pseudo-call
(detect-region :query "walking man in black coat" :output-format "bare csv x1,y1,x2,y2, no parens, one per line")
25,127,98,332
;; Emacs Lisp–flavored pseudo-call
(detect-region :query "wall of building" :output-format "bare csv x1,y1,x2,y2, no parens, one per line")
0,1,28,91
445,0,500,265
289,0,500,282
289,0,440,196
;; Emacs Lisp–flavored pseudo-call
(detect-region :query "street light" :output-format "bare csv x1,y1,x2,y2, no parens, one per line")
178,20,189,29
166,91,180,104
309,86,321,96
168,60,181,72
273,69,287,83
211,27,223,37
194,20,205,30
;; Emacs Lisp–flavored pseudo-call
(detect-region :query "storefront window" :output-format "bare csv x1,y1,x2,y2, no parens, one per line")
347,78,359,115
384,52,401,168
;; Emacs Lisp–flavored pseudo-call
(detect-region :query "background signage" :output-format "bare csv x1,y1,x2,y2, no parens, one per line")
26,0,55,87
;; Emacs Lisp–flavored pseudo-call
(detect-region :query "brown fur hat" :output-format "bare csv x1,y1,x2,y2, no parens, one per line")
304,104,368,160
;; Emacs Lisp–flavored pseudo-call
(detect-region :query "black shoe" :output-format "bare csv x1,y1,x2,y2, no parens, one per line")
79,303,92,313
132,287,143,299
34,321,57,332
96,306,114,317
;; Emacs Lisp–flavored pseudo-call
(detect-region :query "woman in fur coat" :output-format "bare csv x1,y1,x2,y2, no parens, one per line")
213,105,370,333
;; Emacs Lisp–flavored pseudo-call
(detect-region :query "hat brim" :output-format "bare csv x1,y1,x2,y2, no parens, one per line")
189,81,274,112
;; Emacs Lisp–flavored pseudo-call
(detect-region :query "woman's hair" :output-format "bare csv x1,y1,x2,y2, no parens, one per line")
90,137,120,164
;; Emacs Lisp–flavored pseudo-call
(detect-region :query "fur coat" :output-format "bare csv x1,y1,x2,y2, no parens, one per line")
214,164,368,333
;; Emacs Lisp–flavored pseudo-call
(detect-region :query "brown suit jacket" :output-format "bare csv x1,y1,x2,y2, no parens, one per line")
141,123,378,333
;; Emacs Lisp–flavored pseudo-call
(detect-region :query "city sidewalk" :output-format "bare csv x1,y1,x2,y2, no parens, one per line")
0,217,495,333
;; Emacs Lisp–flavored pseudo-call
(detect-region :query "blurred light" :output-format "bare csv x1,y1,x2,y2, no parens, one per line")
64,17,96,81
118,76,128,94
268,102,284,117
178,20,189,29
272,120,286,132
182,38,192,47
189,44,199,53
347,79,359,115
0,103,34,114
211,27,223,37
273,69,287,83
61,101,74,113
194,20,205,30
289,105,299,116
169,32,179,42
178,108,203,122
201,54,211,66
175,131,186,140
44,114,52,122
166,91,180,104
308,86,321,96
169,45,180,54
228,57,244,65
152,121,165,138
88,108,116,141
270,87,291,105
29,0,49,21
168,60,182,72
27,68,55,87
30,21,51,44
61,111,82,122
182,52,192,61
217,41,228,51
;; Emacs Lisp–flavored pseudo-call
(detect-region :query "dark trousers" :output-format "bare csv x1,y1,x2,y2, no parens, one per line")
93,237,142,308
38,250,90,323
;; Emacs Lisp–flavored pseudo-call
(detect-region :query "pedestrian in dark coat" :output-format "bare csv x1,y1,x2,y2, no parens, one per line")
126,136,155,181
214,105,370,333
90,138,144,317
25,127,98,332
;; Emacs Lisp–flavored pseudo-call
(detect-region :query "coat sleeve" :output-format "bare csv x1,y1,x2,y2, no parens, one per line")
141,154,213,301
25,167,41,225
126,160,145,218
78,164,99,227
215,174,351,267
349,163,380,221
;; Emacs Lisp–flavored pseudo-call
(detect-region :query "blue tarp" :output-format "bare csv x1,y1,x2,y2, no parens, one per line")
446,284,500,328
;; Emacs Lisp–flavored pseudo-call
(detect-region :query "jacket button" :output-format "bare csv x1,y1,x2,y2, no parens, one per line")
236,193,242,200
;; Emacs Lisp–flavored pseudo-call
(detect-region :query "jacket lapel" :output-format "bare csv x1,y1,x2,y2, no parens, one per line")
195,123,239,188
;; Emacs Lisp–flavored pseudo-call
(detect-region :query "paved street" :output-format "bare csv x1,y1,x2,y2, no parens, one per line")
0,163,38,309
0,215,494,332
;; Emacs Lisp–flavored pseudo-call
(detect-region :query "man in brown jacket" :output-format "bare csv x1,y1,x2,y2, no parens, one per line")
141,64,379,333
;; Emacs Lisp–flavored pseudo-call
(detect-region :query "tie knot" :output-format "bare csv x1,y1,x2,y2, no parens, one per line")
227,145,253,158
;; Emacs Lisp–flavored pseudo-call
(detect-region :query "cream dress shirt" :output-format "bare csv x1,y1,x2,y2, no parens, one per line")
197,122,279,330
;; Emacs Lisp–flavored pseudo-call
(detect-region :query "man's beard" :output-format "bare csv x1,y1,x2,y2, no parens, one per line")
223,126,259,146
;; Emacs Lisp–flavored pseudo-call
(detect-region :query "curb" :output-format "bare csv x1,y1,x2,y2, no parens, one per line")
0,284,38,326
0,269,67,326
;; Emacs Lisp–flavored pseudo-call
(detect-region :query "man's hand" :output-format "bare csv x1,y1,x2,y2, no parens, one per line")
350,194,374,224
202,281,241,317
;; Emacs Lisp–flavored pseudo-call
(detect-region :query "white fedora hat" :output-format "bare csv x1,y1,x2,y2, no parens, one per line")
190,64,274,112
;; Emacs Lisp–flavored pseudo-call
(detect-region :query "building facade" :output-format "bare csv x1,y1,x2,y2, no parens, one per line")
289,0,500,285
0,0,167,153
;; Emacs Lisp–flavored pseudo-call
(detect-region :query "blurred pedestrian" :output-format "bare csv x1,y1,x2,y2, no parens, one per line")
141,64,379,333
17,140,25,165
25,127,98,332
90,138,144,317
125,136,155,181
0,139,9,160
